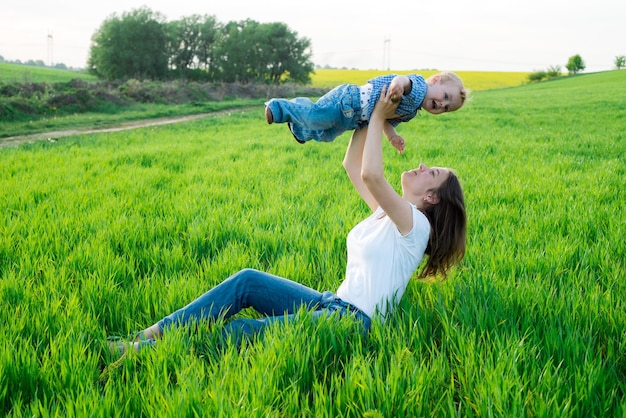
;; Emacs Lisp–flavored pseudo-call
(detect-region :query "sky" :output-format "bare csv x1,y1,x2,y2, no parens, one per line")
1,0,624,73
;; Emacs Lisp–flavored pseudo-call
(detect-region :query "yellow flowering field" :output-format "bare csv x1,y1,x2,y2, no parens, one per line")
311,69,530,91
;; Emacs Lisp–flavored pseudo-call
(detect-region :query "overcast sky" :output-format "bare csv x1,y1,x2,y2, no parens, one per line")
1,0,624,72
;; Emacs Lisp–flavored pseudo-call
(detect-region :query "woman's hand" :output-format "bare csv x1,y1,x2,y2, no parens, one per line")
373,85,401,120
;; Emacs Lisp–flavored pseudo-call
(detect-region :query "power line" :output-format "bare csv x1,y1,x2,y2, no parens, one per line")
383,37,391,70
47,31,53,66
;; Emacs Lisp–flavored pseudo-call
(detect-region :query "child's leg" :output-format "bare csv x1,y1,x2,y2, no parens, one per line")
265,84,361,142
266,96,342,130
289,123,349,143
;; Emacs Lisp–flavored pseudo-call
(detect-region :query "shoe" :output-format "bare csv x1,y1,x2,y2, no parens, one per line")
265,106,273,124
288,123,306,144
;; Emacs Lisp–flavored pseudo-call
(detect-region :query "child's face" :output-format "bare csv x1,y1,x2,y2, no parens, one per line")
422,78,464,115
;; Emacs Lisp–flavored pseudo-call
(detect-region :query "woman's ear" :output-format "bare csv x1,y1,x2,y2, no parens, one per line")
425,193,440,205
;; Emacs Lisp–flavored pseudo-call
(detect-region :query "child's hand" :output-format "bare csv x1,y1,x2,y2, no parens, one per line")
388,135,405,153
388,75,410,103
388,82,404,104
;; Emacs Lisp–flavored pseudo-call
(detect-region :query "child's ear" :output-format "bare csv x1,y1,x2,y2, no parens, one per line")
427,74,441,86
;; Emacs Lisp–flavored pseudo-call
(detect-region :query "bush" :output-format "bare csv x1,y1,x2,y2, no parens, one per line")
0,98,43,121
527,65,562,83
0,78,327,121
546,65,562,78
527,71,547,83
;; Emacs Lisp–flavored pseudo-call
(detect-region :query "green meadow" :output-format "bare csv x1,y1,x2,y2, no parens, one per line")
0,62,97,83
1,70,624,416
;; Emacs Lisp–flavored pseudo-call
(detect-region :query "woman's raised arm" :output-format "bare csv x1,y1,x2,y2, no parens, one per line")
361,86,415,235
343,127,379,211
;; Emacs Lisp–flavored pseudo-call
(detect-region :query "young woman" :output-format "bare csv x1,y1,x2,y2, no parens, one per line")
109,86,466,352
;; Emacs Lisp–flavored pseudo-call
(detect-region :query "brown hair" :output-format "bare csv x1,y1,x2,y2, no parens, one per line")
419,170,466,279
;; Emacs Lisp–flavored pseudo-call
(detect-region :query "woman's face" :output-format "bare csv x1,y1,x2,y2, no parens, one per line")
402,163,450,199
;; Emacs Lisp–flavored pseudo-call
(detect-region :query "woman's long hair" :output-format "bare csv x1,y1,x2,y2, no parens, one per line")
419,171,466,279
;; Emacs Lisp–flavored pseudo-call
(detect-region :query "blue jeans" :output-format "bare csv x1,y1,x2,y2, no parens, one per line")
157,268,371,344
266,84,363,142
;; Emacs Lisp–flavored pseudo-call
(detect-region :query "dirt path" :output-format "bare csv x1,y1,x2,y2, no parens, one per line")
0,110,239,148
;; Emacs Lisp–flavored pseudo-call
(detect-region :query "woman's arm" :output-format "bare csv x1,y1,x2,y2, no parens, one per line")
361,86,414,235
343,128,379,211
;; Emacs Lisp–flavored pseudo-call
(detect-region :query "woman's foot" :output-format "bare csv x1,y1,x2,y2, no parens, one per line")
108,339,140,355
107,325,160,355
136,324,161,341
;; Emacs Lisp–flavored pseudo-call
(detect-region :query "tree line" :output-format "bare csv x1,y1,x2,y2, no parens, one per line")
87,7,315,84
527,54,626,83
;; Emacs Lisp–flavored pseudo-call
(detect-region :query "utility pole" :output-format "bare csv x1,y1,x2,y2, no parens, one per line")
383,37,391,70
47,31,53,67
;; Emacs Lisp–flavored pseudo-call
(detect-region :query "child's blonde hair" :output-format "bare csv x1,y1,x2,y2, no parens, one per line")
431,71,467,107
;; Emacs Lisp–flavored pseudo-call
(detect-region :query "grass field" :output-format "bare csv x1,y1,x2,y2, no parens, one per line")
0,62,97,83
0,70,624,416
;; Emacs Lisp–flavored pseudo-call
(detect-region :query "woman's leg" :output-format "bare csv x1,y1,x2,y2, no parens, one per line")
141,268,324,340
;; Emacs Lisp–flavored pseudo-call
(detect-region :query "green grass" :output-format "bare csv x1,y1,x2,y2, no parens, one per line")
1,71,625,416
0,62,97,83
0,100,263,139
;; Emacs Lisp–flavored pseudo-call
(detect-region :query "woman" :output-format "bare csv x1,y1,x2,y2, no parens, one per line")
109,86,466,352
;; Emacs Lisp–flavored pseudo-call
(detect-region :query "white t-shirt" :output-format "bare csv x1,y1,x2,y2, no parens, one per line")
336,204,430,318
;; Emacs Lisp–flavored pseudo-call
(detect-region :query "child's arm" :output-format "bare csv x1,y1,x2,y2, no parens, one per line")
383,120,405,154
388,75,412,102
382,75,411,153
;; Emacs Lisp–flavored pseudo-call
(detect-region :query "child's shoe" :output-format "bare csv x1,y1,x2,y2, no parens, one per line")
265,106,273,124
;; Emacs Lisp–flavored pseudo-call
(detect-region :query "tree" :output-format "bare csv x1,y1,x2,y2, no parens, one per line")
261,22,314,84
214,20,260,83
615,55,626,70
88,7,169,80
565,54,585,75
166,14,221,80
87,10,313,84
195,16,221,78
214,20,313,84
